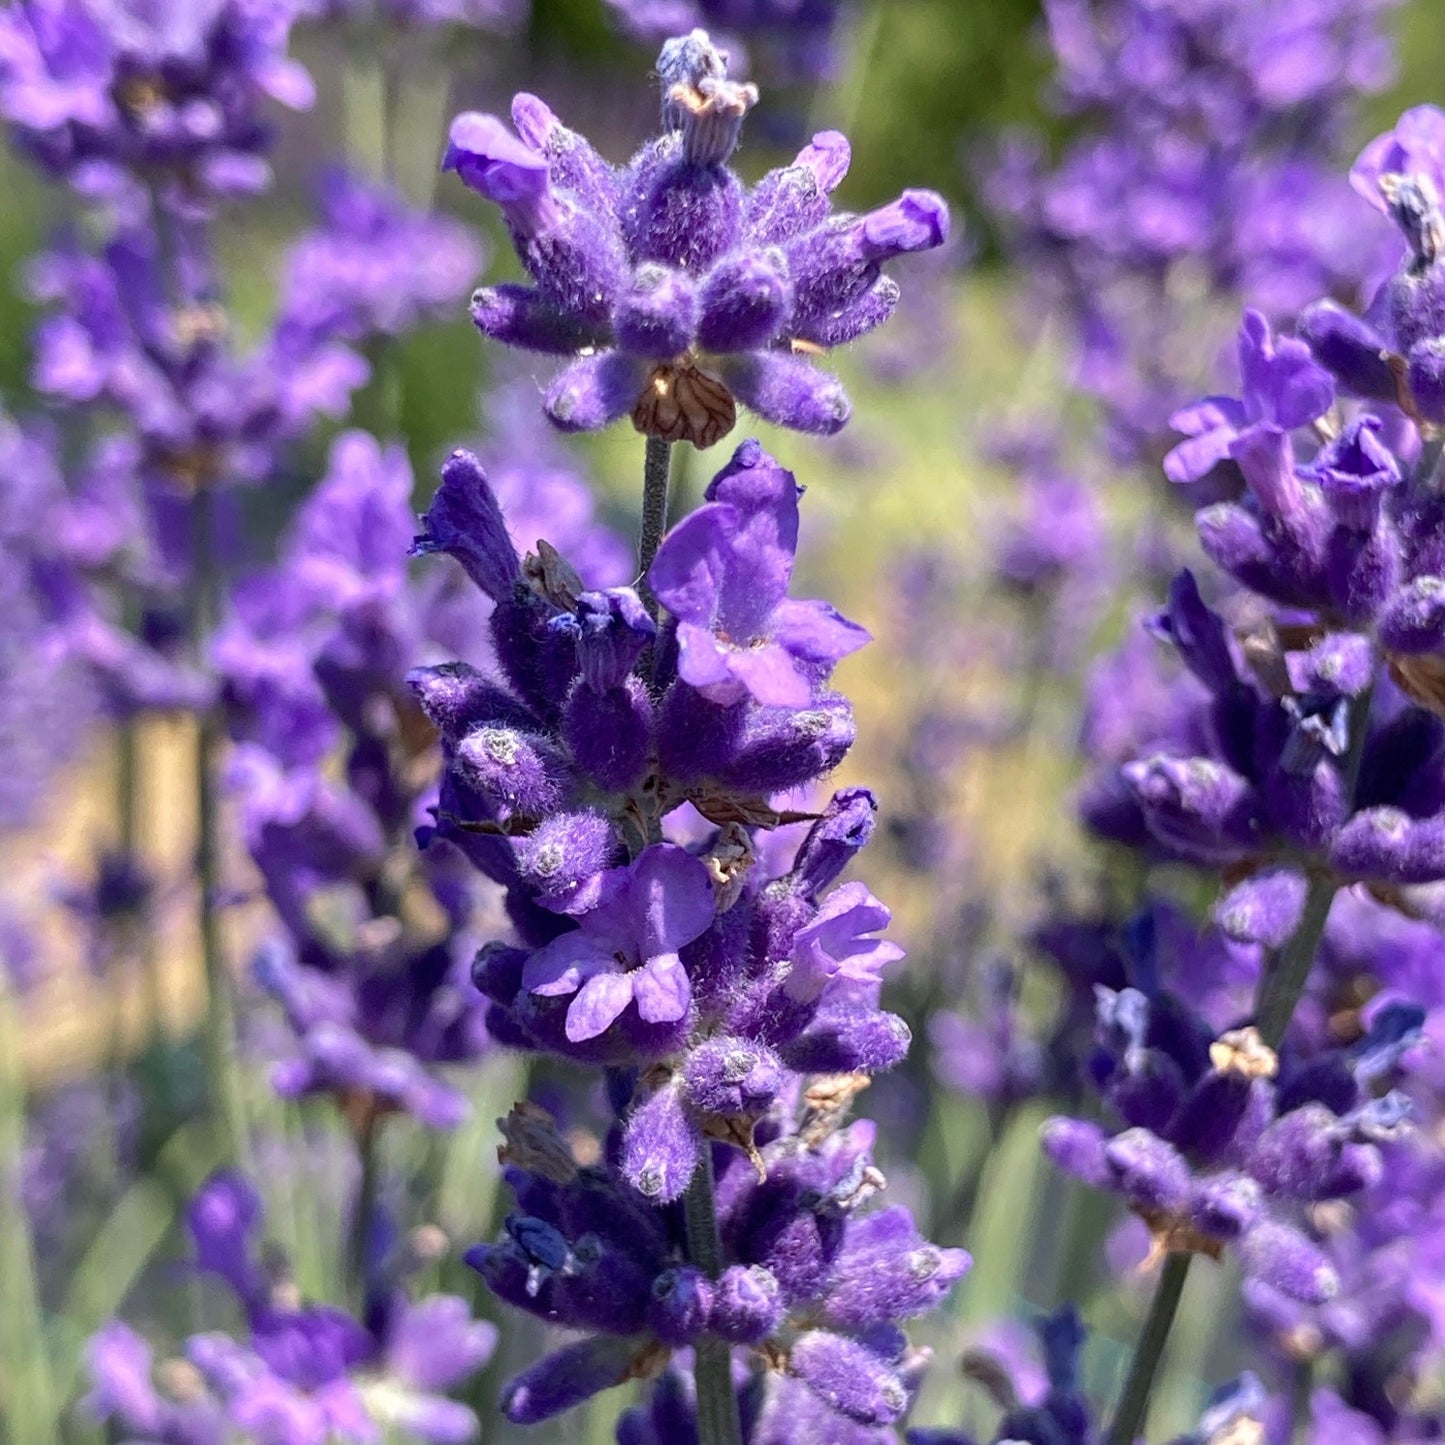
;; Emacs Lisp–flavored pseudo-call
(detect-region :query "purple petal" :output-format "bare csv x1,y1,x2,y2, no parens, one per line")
726,641,810,708
565,969,636,1041
632,953,691,1023
629,843,717,957
771,597,871,666
521,934,619,998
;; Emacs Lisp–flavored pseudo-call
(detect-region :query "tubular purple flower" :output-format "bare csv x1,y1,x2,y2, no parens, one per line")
520,844,714,1041
443,112,559,238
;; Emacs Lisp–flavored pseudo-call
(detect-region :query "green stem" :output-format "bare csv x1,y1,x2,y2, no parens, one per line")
638,436,673,621
682,1149,743,1445
1254,868,1338,1050
349,1112,381,1308
192,487,249,1169
1104,1253,1191,1445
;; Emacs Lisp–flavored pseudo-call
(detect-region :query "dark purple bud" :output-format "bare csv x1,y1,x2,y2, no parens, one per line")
820,1209,970,1329
501,1336,642,1423
471,941,528,1006
698,250,794,353
721,352,851,435
781,1008,911,1075
1196,502,1278,594
1040,1117,1111,1188
790,1331,908,1426
1298,299,1395,400
564,676,654,791
1331,806,1445,883
413,450,521,605
1168,1072,1255,1163
622,1078,702,1204
471,284,607,354
795,276,901,348
1122,754,1262,862
633,158,744,271
1103,1128,1192,1217
546,351,649,433
1300,416,1401,531
1409,337,1445,423
744,133,848,246
517,810,621,914
1238,1220,1338,1304
444,113,559,239
1146,571,1238,695
616,265,699,358
1248,1103,1342,1198
1190,1171,1262,1240
715,692,856,795
712,1264,784,1343
560,589,656,690
648,1266,714,1345
454,726,570,821
1382,575,1445,653
406,662,535,742
683,1037,783,1115
187,1171,264,1307
789,787,879,897
553,1237,655,1334
1214,867,1307,948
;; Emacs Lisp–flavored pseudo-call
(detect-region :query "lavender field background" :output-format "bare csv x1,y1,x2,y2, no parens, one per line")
7,2,1445,1443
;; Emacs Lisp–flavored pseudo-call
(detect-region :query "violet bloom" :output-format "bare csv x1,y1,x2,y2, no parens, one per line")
522,843,715,1041
1164,308,1335,487
649,438,868,708
275,169,483,348
86,1173,495,1444
443,30,948,445
0,0,313,213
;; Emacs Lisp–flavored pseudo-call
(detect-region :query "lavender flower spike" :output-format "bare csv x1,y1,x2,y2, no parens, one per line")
445,31,949,445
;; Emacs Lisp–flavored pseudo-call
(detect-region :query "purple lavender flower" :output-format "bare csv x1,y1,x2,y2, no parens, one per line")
521,843,715,1041
86,1173,495,1443
0,0,313,213
443,31,948,445
275,169,484,349
298,0,526,27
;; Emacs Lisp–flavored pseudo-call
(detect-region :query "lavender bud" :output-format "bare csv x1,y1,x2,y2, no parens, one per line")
454,726,570,821
501,1336,645,1424
1238,1220,1339,1304
647,1267,714,1345
412,450,521,605
682,1037,783,1115
790,1331,908,1426
615,264,699,358
712,1265,784,1344
698,251,794,353
1298,299,1396,400
621,1078,702,1204
1381,575,1445,653
516,810,620,914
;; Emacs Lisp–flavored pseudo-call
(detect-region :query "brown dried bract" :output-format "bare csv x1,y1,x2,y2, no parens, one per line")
633,361,737,450
496,1100,580,1184
702,1113,767,1181
523,539,583,609
1137,1208,1226,1269
1390,651,1445,720
689,791,821,829
800,1072,871,1145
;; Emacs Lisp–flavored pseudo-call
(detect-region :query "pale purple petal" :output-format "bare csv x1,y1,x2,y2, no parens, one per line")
628,844,717,958
725,642,810,708
770,598,871,666
632,953,691,1023
675,618,744,703
521,935,620,998
566,970,636,1041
